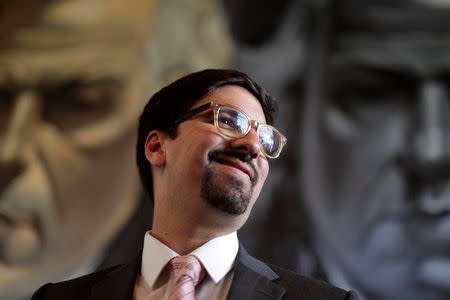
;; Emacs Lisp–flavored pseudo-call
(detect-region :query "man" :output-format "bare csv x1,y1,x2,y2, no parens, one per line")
31,69,358,299
300,1,450,300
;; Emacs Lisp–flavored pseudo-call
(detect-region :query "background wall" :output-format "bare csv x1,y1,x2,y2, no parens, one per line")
2,1,450,300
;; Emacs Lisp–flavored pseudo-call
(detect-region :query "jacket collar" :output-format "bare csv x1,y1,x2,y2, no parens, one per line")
89,255,141,300
88,244,286,300
227,244,286,300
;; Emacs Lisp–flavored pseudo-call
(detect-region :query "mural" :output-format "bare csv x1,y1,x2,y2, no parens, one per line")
226,1,450,299
0,1,231,299
3,0,450,299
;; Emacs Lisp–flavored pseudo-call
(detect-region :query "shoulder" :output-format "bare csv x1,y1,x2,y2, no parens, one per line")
269,263,359,300
30,265,123,300
235,245,359,300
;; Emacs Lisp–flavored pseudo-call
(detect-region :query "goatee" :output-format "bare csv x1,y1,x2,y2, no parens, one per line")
201,150,257,215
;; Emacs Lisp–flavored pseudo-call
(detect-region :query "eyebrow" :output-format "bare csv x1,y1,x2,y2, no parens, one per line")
174,102,211,125
325,64,417,88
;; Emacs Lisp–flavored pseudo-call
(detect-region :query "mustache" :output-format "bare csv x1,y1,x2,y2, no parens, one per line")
208,150,258,185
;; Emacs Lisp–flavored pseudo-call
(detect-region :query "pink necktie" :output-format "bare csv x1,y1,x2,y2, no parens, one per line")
169,255,205,300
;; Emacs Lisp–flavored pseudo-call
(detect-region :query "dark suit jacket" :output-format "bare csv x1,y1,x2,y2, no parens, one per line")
31,246,358,300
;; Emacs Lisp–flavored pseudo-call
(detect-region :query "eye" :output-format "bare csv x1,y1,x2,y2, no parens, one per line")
0,88,15,131
258,126,276,152
42,79,123,132
326,68,413,129
218,110,239,129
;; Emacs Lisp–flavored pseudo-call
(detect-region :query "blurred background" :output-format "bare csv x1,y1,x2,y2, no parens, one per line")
2,1,450,299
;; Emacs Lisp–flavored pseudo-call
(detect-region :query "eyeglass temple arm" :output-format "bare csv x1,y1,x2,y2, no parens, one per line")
173,102,213,125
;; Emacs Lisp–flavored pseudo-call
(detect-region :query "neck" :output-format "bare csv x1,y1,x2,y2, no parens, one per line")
150,190,248,254
151,201,242,254
150,222,234,255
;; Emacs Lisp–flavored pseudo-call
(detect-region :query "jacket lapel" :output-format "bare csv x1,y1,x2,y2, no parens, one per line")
227,245,286,300
87,245,286,300
89,256,141,300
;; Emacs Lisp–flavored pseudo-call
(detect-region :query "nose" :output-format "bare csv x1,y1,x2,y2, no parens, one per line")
228,128,262,160
0,91,40,192
405,79,450,179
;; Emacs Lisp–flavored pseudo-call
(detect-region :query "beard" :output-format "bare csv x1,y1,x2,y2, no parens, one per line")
201,166,251,214
200,151,258,215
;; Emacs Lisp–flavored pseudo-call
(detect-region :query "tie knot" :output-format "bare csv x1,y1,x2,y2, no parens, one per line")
170,255,205,286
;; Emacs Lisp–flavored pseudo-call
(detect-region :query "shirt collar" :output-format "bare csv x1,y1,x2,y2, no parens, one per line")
190,231,238,283
141,231,239,289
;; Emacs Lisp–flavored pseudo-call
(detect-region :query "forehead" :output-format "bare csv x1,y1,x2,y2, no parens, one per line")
0,48,138,88
329,0,450,77
0,0,155,87
195,85,266,124
328,38,450,78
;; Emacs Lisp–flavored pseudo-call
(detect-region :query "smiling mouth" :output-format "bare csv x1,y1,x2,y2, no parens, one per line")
208,150,259,185
0,209,33,233
216,159,250,177
213,158,254,180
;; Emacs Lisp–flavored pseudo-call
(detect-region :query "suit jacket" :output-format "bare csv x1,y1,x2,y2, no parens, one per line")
31,246,359,300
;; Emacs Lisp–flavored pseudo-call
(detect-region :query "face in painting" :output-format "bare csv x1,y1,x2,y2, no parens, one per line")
302,23,450,300
0,1,150,298
0,57,143,297
162,85,270,224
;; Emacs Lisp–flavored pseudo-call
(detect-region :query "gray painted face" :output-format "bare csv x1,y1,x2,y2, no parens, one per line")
302,1,450,299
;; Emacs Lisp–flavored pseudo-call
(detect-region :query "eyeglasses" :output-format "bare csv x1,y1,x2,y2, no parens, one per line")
174,101,287,159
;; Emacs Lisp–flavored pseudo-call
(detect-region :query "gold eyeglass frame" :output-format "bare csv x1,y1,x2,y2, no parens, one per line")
174,101,287,159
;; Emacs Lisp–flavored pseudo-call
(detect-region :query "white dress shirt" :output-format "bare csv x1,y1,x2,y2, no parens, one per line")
133,231,239,300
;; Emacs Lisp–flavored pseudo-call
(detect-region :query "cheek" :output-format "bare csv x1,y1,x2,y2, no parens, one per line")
262,164,269,182
256,162,269,189
168,131,222,172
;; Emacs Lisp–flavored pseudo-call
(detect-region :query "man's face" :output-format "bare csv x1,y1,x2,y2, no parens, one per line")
302,23,450,300
0,29,144,300
161,85,270,227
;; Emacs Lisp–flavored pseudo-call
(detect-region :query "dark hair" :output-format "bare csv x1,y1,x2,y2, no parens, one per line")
136,68,276,199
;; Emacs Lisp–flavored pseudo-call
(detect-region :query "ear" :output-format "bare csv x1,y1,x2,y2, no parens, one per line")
144,130,166,167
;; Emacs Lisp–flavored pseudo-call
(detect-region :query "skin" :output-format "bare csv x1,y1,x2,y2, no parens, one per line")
145,85,270,255
302,32,450,299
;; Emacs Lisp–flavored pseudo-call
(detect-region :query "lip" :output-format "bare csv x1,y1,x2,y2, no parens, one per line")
411,214,450,245
0,207,29,227
417,257,450,290
214,157,254,180
416,184,450,215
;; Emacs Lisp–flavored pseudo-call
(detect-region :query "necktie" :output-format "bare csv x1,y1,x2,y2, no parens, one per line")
169,255,205,300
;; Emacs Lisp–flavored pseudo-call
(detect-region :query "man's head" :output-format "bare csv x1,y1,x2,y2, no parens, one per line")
137,69,284,230
301,1,450,299
137,69,276,197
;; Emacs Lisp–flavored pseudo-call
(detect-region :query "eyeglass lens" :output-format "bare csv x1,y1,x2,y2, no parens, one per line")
217,107,282,157
258,126,279,157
